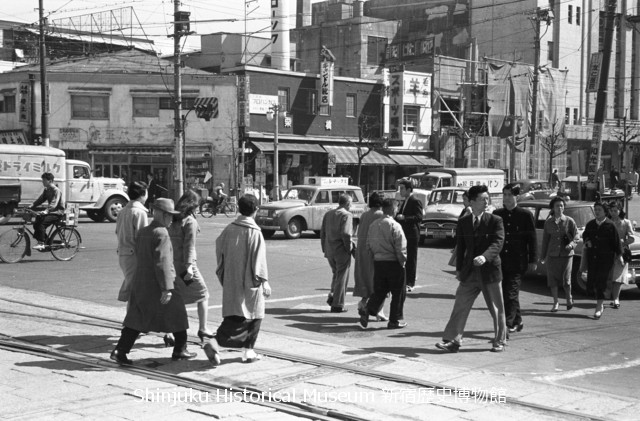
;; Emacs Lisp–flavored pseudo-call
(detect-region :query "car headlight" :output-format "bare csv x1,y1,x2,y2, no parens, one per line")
271,210,282,217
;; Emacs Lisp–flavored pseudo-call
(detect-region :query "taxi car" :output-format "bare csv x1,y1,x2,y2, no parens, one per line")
255,177,366,239
420,187,496,242
520,199,640,295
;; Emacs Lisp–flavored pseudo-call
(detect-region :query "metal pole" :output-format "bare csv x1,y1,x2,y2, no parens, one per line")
273,107,279,201
173,0,184,199
38,0,49,147
511,117,517,181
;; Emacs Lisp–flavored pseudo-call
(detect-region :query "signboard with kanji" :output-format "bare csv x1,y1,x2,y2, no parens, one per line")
320,60,334,107
586,52,602,93
249,94,278,114
388,71,403,145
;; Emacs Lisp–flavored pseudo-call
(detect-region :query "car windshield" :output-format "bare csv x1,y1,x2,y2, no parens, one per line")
428,190,463,205
565,206,595,228
527,181,551,191
283,187,316,204
412,175,440,190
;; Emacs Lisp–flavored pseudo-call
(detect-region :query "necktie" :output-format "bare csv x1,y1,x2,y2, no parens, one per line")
473,216,480,231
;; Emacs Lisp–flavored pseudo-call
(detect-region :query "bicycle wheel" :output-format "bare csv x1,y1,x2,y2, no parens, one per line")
199,201,215,218
0,229,27,263
223,202,236,217
49,227,81,261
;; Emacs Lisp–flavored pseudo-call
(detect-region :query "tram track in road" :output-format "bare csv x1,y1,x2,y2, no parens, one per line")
0,296,613,421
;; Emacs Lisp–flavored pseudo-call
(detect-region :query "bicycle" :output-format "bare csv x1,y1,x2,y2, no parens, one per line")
199,196,237,218
0,208,82,263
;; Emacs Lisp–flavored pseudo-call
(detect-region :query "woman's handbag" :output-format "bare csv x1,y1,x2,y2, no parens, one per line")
622,246,632,263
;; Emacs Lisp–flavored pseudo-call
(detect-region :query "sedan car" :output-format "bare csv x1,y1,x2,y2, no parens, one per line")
520,200,640,295
514,179,556,201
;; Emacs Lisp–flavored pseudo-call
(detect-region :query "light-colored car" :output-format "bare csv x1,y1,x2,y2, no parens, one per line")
559,175,626,201
255,177,365,239
520,200,640,295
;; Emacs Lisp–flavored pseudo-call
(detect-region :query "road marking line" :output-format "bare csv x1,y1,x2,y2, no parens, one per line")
534,358,640,382
188,285,432,312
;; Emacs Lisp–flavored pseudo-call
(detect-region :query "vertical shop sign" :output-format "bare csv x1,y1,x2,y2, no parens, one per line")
19,82,30,123
388,71,403,145
238,75,250,127
320,60,334,107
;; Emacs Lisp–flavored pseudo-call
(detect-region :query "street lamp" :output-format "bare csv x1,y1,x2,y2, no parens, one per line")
266,104,282,201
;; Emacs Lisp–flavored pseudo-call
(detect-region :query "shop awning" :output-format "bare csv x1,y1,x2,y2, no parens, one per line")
323,145,396,165
251,141,326,153
412,155,442,167
388,154,423,166
88,146,174,155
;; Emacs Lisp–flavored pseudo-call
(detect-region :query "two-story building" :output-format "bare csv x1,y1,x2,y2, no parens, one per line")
0,49,237,198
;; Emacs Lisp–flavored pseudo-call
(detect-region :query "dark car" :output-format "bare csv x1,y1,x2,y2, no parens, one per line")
514,179,556,201
520,200,640,295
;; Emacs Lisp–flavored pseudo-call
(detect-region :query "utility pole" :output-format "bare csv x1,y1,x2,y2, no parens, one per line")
38,0,49,147
172,0,184,199
585,0,618,200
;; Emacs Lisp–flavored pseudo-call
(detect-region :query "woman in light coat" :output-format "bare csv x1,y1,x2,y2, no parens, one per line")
169,190,213,343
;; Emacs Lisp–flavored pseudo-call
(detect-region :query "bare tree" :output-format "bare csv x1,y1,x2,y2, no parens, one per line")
346,114,382,186
610,117,640,170
539,119,567,184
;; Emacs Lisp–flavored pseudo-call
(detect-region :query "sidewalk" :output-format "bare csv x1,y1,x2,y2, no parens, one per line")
1,285,639,421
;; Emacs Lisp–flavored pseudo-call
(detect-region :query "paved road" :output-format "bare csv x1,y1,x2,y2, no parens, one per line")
0,212,639,404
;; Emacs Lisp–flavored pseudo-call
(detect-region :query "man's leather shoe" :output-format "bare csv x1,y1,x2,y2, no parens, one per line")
326,294,334,306
110,349,132,365
387,320,407,329
435,341,460,353
358,309,369,329
171,350,197,360
330,306,347,313
490,344,505,352
508,323,524,333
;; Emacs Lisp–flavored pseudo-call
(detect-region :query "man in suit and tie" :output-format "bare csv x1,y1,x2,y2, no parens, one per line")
436,184,507,353
395,179,423,292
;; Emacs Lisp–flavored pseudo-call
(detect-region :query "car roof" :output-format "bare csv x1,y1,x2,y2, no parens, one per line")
291,184,361,191
431,187,467,191
518,200,593,208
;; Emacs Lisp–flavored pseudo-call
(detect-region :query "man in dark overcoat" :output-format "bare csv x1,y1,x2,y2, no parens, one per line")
395,179,423,292
493,183,537,333
436,185,507,353
110,198,195,364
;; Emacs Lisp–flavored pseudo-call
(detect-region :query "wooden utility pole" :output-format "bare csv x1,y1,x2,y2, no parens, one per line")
38,0,49,147
585,0,618,200
172,0,184,199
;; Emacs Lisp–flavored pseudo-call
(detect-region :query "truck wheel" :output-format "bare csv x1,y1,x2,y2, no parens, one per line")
104,197,127,222
261,229,275,239
570,257,588,296
284,217,304,239
86,210,104,222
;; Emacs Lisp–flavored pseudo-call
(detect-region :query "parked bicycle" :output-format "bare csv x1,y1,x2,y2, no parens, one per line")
199,196,237,218
0,208,82,263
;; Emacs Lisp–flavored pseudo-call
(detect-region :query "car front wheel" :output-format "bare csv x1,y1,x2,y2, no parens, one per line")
284,217,303,239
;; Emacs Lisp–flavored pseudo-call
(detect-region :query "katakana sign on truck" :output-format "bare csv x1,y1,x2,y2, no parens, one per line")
0,145,129,223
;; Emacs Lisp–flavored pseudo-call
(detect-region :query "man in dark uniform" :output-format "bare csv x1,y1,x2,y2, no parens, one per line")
493,183,537,333
395,179,423,292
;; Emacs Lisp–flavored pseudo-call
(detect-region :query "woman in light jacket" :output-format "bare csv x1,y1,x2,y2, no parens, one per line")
540,196,579,312
169,190,214,342
608,202,634,309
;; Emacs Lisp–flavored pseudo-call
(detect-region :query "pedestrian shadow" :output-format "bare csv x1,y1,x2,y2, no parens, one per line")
522,309,594,319
406,292,455,300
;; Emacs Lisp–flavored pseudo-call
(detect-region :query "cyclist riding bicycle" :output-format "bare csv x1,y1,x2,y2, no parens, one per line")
30,172,65,250
213,182,228,207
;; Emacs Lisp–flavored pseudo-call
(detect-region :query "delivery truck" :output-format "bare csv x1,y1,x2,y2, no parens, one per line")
408,168,506,200
0,145,129,223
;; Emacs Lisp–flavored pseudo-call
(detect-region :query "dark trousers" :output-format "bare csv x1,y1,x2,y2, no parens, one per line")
501,270,522,328
34,214,62,242
216,316,262,349
116,327,187,355
405,234,419,287
367,261,406,323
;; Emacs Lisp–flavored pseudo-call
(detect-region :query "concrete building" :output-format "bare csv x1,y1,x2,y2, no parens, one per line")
0,49,237,198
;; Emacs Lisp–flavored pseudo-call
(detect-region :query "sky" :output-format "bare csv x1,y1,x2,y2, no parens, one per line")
2,0,295,54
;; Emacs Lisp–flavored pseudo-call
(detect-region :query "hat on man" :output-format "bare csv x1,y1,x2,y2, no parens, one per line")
152,198,181,215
